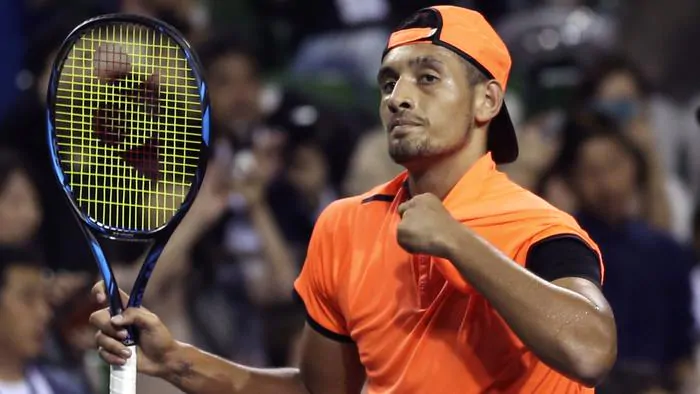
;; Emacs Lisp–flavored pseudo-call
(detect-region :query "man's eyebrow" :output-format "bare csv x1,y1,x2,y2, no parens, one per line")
377,66,396,83
377,55,444,82
408,56,444,68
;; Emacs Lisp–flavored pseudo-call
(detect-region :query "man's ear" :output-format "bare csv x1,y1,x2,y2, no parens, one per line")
474,80,504,124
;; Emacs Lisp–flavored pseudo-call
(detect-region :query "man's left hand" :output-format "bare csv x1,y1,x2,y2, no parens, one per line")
397,193,464,257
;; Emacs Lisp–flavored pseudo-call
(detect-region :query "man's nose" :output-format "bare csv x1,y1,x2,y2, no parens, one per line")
387,79,415,113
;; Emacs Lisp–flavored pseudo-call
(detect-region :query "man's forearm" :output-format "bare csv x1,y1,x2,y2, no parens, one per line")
161,342,310,394
443,228,614,385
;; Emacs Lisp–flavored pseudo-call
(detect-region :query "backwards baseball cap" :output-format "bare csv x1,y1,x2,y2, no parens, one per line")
382,6,518,164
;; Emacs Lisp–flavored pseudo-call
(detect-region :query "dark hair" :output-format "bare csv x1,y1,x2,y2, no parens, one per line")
0,147,31,196
0,244,45,294
196,31,260,75
394,9,488,86
550,111,649,189
574,54,653,108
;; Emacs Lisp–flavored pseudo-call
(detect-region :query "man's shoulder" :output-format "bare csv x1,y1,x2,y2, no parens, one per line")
479,175,595,245
487,174,574,219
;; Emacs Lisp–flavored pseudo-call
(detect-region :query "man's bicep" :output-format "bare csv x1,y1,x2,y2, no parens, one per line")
298,323,366,394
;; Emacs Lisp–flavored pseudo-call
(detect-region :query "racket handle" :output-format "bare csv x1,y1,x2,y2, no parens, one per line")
110,345,137,394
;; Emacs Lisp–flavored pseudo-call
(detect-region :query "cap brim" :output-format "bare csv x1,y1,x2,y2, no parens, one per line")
487,103,519,164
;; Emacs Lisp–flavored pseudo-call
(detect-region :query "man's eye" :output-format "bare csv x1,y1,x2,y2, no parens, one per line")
382,81,396,93
420,74,439,84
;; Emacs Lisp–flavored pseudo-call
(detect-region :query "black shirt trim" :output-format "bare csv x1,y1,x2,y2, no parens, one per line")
525,235,602,285
361,194,395,204
292,289,354,343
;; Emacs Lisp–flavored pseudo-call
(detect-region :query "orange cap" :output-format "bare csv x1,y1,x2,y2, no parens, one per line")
383,6,518,164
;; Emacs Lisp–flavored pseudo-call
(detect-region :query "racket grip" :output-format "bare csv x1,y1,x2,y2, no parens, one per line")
110,345,137,394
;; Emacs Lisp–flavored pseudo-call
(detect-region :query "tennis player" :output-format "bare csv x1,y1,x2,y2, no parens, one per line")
90,6,617,393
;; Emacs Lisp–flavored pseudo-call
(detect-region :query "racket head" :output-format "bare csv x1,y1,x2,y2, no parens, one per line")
46,13,211,241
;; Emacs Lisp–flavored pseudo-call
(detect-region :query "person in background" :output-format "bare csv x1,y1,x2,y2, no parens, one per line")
0,8,98,274
0,147,97,389
192,32,301,367
689,205,700,394
265,133,339,366
117,0,210,43
342,125,404,197
0,148,42,248
268,132,338,258
554,112,695,394
572,54,692,241
0,245,92,394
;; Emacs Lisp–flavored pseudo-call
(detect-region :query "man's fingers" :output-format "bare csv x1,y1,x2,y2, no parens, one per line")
119,307,158,330
98,348,128,366
90,281,130,306
91,281,107,305
96,331,132,360
89,308,130,339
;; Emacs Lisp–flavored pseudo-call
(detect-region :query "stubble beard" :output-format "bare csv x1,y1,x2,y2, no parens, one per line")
388,128,472,166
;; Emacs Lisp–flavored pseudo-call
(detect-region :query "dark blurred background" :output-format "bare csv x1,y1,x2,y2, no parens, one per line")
0,0,700,393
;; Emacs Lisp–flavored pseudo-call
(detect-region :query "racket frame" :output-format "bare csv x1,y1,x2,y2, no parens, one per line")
46,12,211,344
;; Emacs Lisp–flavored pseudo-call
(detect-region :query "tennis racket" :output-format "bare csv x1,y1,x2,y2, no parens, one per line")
46,13,210,394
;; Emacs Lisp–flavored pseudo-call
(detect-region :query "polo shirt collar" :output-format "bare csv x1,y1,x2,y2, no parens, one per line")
442,152,496,209
399,152,497,211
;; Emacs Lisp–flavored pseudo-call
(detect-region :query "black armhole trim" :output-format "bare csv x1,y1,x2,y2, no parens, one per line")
292,289,354,343
361,194,395,204
526,234,602,286
527,234,599,261
306,315,355,343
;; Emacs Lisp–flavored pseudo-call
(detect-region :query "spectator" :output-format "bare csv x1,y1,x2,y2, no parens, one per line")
573,54,693,241
192,32,308,367
554,112,695,394
118,0,210,42
690,204,700,393
269,133,338,261
0,147,96,389
0,148,42,247
0,9,97,274
265,133,338,365
0,245,92,394
342,125,403,196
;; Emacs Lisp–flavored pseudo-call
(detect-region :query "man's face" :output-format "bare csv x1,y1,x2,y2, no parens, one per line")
208,52,261,133
378,44,475,165
572,136,638,223
0,265,51,361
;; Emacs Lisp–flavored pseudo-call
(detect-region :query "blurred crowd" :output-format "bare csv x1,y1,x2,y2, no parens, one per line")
0,0,699,393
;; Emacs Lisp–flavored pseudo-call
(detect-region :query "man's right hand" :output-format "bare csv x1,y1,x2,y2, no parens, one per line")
89,282,179,377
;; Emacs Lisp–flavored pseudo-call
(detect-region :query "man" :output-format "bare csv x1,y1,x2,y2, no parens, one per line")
90,6,617,393
0,245,92,394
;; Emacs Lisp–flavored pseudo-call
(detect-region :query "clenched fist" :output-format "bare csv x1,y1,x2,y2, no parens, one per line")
397,193,464,257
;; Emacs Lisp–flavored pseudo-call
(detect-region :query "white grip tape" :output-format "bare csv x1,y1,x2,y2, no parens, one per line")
110,345,137,394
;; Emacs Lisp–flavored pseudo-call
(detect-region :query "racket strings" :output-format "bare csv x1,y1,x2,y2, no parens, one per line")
54,22,202,232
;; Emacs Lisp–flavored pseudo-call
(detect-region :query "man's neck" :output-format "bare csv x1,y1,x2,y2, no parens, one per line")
406,149,484,200
0,353,26,382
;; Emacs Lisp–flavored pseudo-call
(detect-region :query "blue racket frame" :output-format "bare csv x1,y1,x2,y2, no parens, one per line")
46,13,211,345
